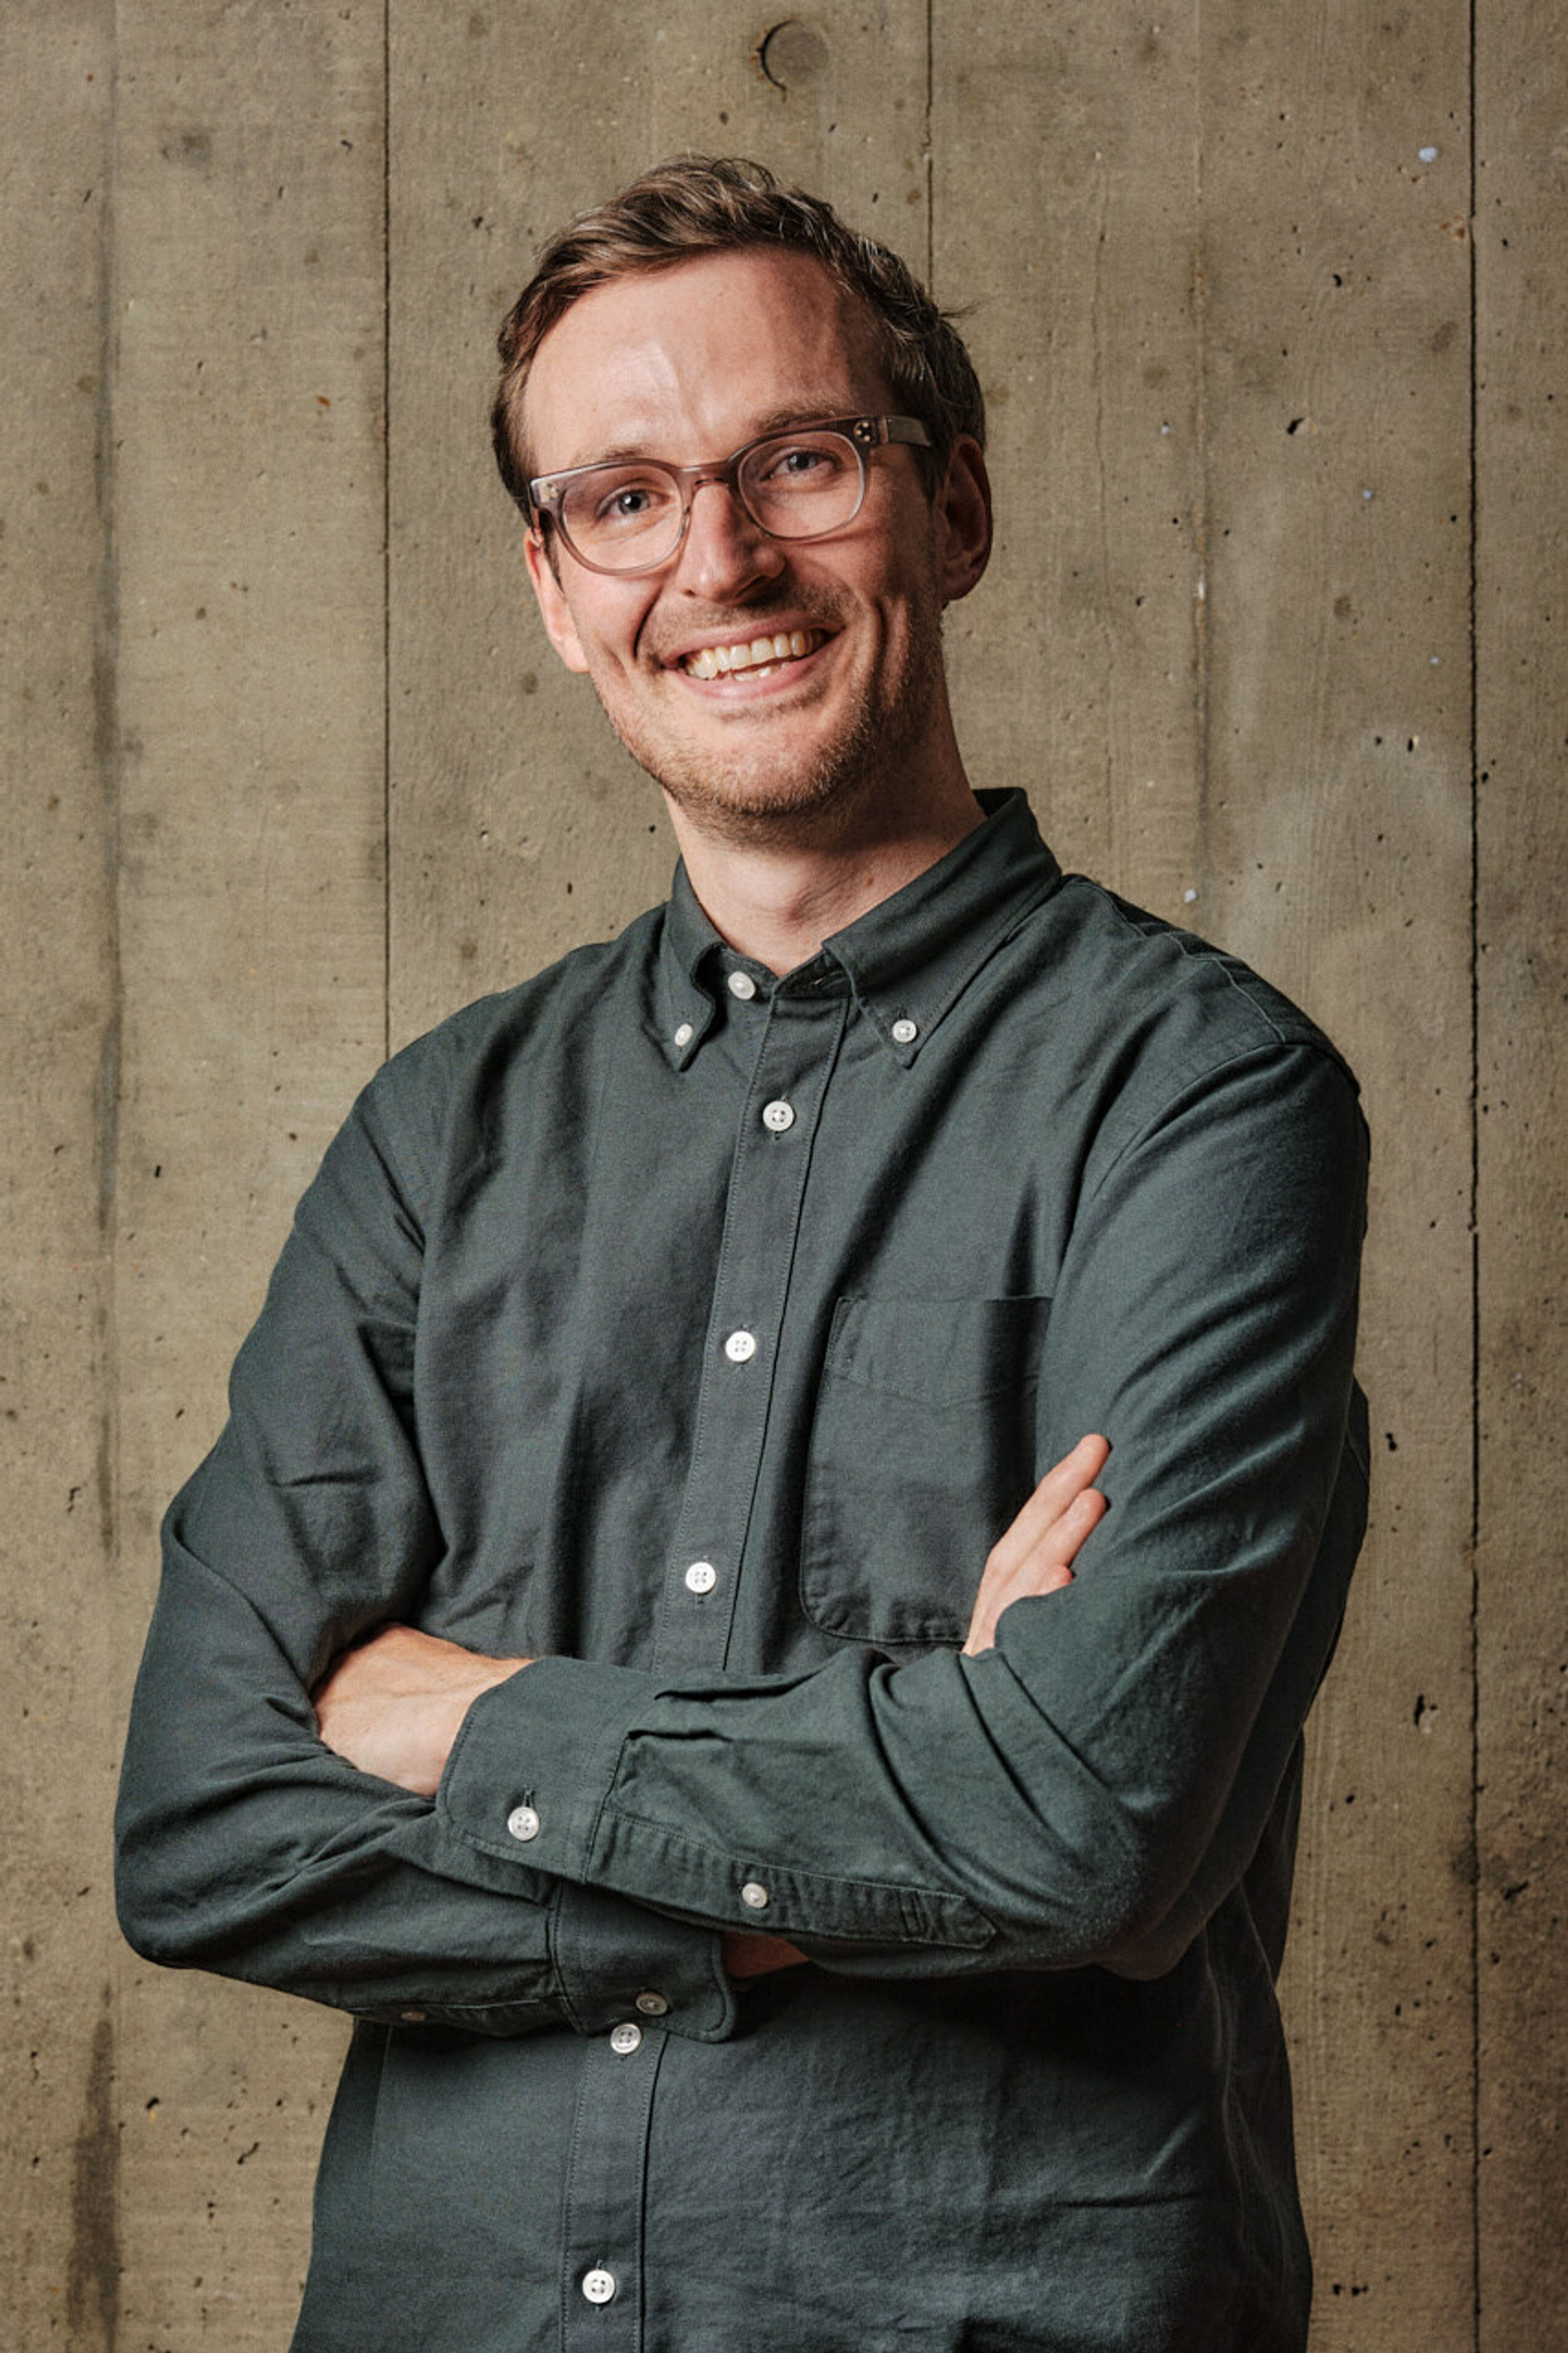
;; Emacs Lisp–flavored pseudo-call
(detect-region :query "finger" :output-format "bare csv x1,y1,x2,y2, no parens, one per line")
985,1434,1110,1581
1015,1480,1109,1578
993,1486,1107,1613
961,1562,1072,1658
964,1486,1108,1658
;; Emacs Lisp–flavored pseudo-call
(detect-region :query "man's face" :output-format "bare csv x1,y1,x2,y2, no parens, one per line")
521,247,988,842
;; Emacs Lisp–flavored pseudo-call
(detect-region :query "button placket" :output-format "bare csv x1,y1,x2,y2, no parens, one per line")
559,2020,667,2353
653,989,849,1674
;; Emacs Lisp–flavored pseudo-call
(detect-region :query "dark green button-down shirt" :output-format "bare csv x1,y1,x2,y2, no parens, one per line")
117,790,1369,2353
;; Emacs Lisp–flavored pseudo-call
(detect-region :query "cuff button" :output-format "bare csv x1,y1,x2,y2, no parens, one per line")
506,1803,541,1844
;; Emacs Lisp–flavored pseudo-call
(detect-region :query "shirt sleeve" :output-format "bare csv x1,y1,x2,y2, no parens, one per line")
114,1070,738,2044
438,1039,1369,1979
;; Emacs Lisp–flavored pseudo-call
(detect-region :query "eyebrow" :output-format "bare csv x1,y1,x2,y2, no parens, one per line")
549,401,868,478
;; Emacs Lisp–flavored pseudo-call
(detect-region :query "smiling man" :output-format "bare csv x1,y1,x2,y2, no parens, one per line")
117,159,1370,2352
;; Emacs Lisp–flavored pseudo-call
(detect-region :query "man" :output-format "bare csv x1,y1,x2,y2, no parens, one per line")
117,157,1369,2352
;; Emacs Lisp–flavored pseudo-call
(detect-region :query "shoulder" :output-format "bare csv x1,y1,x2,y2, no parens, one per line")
1031,875,1347,1092
1014,873,1367,1192
344,905,665,1205
1044,873,1356,1081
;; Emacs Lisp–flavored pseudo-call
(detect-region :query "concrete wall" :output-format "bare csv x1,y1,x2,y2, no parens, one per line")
3,3,1560,2344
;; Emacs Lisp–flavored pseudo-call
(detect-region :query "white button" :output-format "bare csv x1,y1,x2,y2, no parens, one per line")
400,2009,427,2024
724,1330,757,1364
761,1099,795,1133
740,1880,770,1910
727,970,758,1001
506,1803,541,1844
674,1022,694,1048
609,2021,644,2056
684,1560,718,1596
635,1990,669,2017
582,2268,617,2305
891,1017,919,1045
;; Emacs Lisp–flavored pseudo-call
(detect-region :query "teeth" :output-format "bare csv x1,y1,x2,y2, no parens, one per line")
686,629,818,679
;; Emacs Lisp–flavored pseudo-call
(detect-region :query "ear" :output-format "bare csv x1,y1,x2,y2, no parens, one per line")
524,528,591,674
936,436,993,606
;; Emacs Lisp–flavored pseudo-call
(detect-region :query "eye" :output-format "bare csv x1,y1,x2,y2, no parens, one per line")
562,466,679,542
593,477,671,527
757,438,847,486
774,444,832,479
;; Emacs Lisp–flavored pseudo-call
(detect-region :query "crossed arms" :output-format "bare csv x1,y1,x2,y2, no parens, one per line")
116,1017,1368,2039
311,1434,1111,1979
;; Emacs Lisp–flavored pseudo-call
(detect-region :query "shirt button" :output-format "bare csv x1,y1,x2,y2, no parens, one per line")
400,2010,427,2024
761,1099,795,1133
582,2268,617,2305
724,1330,757,1364
891,1017,919,1045
506,1803,541,1844
609,2021,644,2056
739,1879,770,1911
674,1021,694,1048
727,970,758,1001
635,1990,670,2017
684,1560,718,1596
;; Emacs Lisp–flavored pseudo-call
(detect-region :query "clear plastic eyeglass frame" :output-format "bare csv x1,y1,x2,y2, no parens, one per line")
526,413,933,576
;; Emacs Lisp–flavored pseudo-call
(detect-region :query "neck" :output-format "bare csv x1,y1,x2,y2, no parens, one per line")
667,757,985,978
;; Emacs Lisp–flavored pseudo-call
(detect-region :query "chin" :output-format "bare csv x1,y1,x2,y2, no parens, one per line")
636,736,887,842
612,680,935,842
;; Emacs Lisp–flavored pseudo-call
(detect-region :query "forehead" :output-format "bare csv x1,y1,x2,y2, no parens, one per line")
524,247,893,472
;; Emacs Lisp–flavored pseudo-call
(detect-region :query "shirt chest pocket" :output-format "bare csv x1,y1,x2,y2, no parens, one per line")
799,1294,1053,1648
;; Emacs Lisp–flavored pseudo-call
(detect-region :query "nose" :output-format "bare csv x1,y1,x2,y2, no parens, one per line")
674,474,787,601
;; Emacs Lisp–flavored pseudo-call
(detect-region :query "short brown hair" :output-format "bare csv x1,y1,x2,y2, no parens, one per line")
492,154,985,514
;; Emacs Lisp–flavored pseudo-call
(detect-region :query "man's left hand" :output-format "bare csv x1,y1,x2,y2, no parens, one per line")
314,1624,529,1798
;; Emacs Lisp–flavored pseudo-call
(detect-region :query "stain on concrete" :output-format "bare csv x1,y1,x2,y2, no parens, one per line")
162,127,212,170
66,1991,120,2350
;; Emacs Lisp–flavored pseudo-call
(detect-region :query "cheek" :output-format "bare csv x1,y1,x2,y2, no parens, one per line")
580,593,660,681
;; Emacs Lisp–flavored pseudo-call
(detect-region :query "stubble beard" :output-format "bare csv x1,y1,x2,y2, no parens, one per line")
589,576,949,851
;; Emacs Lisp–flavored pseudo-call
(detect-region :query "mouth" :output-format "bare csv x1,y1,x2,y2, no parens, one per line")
678,627,830,683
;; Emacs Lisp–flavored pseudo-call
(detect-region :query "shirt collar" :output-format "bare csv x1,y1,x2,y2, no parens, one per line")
658,791,1062,1068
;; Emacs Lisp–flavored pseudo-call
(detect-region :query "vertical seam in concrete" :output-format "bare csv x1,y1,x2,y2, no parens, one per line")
93,21,123,1595
1190,0,1210,881
93,9,123,1308
1089,166,1116,839
88,11,124,2342
382,0,393,1065
1466,0,1481,2339
924,0,935,288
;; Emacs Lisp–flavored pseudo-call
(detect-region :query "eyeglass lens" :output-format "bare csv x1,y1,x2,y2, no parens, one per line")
557,429,865,570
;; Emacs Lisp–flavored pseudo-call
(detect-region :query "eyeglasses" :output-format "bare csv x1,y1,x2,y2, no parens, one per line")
527,414,933,576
